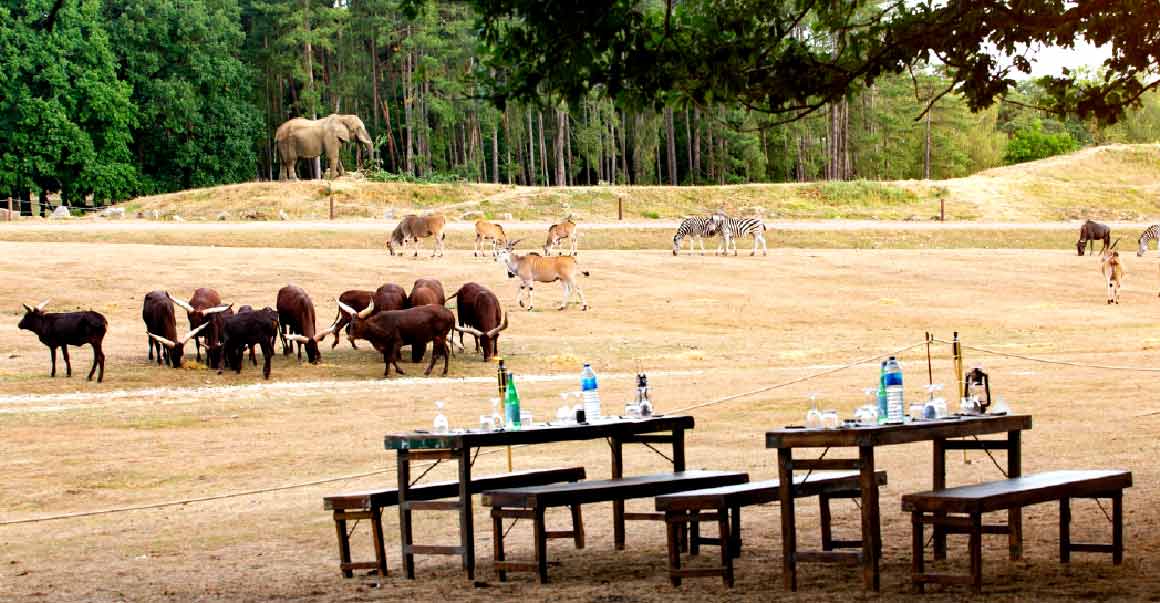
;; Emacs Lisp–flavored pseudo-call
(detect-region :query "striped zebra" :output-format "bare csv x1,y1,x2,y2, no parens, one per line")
672,215,722,256
715,213,768,256
1136,224,1160,257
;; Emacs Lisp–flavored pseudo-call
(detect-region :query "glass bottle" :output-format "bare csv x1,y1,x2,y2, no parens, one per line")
504,371,521,430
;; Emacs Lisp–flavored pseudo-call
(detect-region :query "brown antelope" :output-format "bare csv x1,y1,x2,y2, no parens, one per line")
388,214,447,257
474,219,508,257
544,215,578,256
1100,239,1124,304
497,239,590,311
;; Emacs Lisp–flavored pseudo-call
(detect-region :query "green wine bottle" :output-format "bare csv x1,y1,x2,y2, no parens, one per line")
504,371,521,430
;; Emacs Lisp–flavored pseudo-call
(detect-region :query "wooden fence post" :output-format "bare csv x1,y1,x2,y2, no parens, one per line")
940,199,945,221
6,197,11,221
617,197,623,221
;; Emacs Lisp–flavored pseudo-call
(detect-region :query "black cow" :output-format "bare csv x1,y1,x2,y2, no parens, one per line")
18,300,107,383
217,309,280,379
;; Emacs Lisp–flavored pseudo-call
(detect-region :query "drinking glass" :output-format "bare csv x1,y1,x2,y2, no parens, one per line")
479,414,491,431
520,410,533,427
805,393,822,429
821,409,839,429
433,401,449,434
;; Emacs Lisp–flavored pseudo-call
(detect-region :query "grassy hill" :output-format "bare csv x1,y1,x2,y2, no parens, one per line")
116,143,1160,223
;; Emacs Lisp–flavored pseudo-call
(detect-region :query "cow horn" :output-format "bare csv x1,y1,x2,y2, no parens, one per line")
356,303,375,319
22,304,32,313
336,299,358,316
168,293,195,313
314,321,338,341
178,322,209,345
148,332,177,349
486,313,509,337
34,299,50,311
202,303,233,315
286,333,310,343
453,324,484,337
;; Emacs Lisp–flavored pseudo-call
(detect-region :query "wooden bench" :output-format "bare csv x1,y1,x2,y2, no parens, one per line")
902,469,1132,593
482,469,749,583
654,470,888,587
323,466,586,578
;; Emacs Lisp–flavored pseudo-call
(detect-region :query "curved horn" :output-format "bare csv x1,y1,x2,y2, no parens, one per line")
202,303,233,315
356,303,375,319
336,299,359,316
486,313,509,338
452,324,484,337
1111,238,1121,249
148,332,177,349
508,238,523,248
285,333,310,343
22,304,32,313
168,293,195,313
34,299,50,311
177,322,209,345
314,321,338,341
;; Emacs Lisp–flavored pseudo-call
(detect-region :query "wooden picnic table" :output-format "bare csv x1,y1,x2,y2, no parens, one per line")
384,414,695,579
766,413,1032,591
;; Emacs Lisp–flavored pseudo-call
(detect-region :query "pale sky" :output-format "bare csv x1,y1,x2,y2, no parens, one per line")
1013,40,1111,79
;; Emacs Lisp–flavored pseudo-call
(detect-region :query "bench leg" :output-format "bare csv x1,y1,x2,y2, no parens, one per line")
689,511,700,556
718,510,734,587
819,493,834,551
1113,491,1124,564
570,504,585,549
969,512,983,594
534,507,549,584
334,514,353,579
731,506,742,558
1060,497,1071,563
665,511,683,587
911,511,924,594
371,506,388,579
493,511,507,582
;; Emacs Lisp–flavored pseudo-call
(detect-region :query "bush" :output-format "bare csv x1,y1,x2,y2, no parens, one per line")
1004,120,1079,165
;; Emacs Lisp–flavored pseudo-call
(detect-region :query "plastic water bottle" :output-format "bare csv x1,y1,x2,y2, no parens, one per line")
884,356,904,422
876,361,889,424
580,363,601,420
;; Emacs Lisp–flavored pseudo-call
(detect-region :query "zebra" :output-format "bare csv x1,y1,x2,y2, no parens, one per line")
672,215,723,256
1136,224,1160,257
714,213,769,256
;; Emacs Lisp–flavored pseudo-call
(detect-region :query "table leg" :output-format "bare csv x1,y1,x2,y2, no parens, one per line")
1007,430,1023,561
458,447,475,579
672,428,686,471
396,449,415,579
611,435,625,550
777,447,796,591
932,437,947,560
859,445,881,591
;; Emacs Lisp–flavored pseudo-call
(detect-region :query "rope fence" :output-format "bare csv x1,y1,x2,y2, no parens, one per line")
3,333,1154,527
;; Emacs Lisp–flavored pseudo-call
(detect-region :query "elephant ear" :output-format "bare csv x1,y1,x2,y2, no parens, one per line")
333,122,351,143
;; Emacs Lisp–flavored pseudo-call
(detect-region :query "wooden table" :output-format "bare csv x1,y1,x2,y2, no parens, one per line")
384,414,694,579
766,414,1032,591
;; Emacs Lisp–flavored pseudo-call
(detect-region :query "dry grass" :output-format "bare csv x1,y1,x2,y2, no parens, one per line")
2,234,1160,602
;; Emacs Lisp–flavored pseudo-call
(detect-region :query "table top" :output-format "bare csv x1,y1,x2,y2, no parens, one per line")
385,414,695,450
766,414,1031,449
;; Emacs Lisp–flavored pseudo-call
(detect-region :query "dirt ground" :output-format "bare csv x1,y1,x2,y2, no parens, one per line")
2,237,1159,602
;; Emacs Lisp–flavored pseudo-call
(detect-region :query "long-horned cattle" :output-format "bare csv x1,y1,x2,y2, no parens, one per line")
387,214,447,257
276,284,334,364
18,300,108,383
142,290,209,368
497,239,590,311
337,300,460,377
170,288,228,362
407,278,447,362
331,289,373,349
448,282,509,361
217,309,280,379
543,215,579,256
237,305,280,365
474,219,508,257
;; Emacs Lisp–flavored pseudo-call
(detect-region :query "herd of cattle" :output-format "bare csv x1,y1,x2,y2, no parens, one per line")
16,279,509,384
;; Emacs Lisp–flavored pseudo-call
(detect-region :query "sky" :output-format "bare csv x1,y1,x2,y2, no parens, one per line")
1015,40,1111,79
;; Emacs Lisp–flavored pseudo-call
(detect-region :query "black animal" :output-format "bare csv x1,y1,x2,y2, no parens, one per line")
18,300,107,383
142,290,207,368
237,305,279,365
448,283,508,362
331,289,373,349
276,284,332,364
217,309,280,379
337,301,457,377
1078,220,1112,256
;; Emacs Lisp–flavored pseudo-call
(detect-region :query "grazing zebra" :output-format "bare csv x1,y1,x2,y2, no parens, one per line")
1136,224,1160,257
715,214,769,256
672,215,722,256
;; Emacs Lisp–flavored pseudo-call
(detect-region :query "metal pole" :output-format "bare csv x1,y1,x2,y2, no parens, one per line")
926,331,934,387
953,331,963,399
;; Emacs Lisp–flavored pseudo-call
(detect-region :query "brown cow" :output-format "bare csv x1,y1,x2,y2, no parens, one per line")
331,289,373,349
276,284,334,364
337,301,458,377
448,282,508,361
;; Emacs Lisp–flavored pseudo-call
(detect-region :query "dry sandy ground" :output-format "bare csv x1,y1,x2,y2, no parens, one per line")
2,241,1159,602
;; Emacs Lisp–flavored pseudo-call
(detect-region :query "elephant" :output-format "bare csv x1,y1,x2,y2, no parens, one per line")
274,114,373,181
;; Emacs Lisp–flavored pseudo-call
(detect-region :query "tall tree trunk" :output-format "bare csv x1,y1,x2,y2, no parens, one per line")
380,100,399,171
706,114,715,183
403,29,415,176
608,103,616,184
304,1,321,179
492,121,499,184
664,107,677,185
923,106,932,179
685,106,693,186
526,107,536,185
554,108,566,186
692,108,701,184
619,110,628,184
538,111,548,186
565,111,573,186
632,112,643,184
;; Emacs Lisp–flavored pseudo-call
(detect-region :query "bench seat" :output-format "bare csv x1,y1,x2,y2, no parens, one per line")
483,470,748,583
903,469,1132,593
323,466,586,578
655,471,888,586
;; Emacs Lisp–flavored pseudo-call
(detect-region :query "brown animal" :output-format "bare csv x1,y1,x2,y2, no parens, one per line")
276,284,334,364
341,284,407,348
337,300,459,377
18,300,108,383
448,282,509,361
407,278,448,362
544,215,578,256
388,214,447,257
143,290,208,368
498,239,590,311
331,289,373,349
1100,241,1124,304
474,219,508,256
170,288,228,362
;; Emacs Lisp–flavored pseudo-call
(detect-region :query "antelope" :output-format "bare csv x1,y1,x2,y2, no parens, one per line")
474,219,508,257
1100,239,1124,304
497,239,590,311
544,215,578,256
388,214,447,257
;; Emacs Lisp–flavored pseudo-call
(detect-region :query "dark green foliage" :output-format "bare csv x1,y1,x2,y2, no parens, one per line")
1004,120,1079,165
